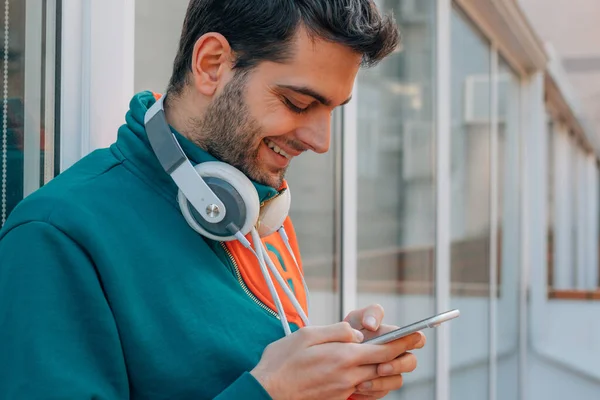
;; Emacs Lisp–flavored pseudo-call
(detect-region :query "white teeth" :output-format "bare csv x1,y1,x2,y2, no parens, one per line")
265,139,291,159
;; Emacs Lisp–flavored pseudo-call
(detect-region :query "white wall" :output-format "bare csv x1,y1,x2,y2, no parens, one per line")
529,352,600,400
530,300,600,382
134,0,188,93
60,0,135,168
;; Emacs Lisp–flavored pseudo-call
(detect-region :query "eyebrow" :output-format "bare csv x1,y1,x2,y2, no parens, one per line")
277,84,353,107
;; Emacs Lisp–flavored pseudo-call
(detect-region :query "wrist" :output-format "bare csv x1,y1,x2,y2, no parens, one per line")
250,366,278,399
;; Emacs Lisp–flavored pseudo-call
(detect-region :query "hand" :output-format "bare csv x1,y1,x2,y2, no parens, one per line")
249,322,421,400
344,305,427,399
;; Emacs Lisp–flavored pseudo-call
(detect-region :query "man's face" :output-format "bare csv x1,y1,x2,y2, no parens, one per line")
196,28,362,188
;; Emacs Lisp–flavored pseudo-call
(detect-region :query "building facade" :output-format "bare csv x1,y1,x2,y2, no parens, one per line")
2,0,599,399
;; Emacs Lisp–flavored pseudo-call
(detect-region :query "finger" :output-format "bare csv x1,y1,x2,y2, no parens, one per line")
344,304,385,331
348,364,380,388
414,331,427,349
361,304,385,331
357,332,423,364
300,322,364,346
377,352,418,376
356,374,404,394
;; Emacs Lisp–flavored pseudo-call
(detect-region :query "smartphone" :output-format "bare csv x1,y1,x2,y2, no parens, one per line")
362,309,460,345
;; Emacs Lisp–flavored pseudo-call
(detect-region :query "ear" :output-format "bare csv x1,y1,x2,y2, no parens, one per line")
190,33,233,97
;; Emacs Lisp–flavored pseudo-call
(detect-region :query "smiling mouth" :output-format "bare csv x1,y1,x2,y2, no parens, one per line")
264,138,292,159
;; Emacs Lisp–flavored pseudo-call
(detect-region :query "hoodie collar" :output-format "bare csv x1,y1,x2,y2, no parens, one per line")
112,91,280,204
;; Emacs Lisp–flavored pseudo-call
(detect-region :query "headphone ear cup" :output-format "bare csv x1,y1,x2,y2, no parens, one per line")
256,184,291,238
178,161,260,241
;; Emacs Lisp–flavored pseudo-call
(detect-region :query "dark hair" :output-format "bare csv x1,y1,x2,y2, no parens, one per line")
167,0,400,95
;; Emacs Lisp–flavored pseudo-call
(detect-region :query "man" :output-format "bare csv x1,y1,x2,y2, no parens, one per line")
0,1,426,399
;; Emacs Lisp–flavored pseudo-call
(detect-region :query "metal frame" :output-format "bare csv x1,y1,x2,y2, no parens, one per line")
519,72,546,400
59,0,85,170
489,43,499,400
23,0,44,197
518,75,530,400
44,0,58,184
341,88,358,319
80,0,91,156
587,156,599,289
576,150,586,290
333,106,344,321
435,1,451,399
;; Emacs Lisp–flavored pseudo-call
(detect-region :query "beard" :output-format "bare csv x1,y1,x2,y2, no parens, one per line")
192,71,286,189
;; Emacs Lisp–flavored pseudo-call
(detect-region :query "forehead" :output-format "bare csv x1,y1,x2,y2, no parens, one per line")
253,28,362,105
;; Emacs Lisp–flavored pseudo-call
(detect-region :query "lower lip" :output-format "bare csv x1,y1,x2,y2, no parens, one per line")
262,140,291,169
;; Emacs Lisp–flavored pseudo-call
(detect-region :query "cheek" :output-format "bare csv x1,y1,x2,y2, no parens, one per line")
261,112,298,139
248,96,298,139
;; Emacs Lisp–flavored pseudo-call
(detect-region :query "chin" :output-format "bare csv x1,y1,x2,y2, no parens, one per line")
241,159,287,189
261,174,284,189
255,170,285,189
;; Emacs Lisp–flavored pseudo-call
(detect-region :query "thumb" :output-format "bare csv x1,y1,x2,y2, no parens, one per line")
302,322,364,346
345,304,385,331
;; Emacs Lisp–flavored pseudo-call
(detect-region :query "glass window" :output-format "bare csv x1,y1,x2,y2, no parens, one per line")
449,7,491,400
554,126,574,289
1,0,59,228
285,122,341,324
496,57,521,400
356,0,437,398
134,0,341,324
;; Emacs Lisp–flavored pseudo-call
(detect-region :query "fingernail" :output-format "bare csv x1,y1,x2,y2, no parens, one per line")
358,381,373,391
354,329,364,342
415,332,424,345
364,316,377,329
380,364,394,375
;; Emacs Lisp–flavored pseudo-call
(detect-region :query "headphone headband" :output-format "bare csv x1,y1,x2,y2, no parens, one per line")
145,94,226,224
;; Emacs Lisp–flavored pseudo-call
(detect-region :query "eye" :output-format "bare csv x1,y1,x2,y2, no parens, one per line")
282,97,310,114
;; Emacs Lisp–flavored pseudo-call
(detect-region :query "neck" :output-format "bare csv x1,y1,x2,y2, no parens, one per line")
163,90,208,149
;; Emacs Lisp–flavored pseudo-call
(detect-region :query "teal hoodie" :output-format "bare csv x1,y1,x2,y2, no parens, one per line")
0,92,303,399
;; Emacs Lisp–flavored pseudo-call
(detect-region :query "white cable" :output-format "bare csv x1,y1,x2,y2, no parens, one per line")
1,0,9,226
252,229,291,336
234,227,310,334
259,242,310,327
238,229,291,336
278,227,311,313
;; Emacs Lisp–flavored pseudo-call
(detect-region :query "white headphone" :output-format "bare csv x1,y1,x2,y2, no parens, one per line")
144,93,309,335
144,93,291,242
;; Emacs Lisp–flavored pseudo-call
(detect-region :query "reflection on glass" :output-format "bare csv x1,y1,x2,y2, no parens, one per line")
449,7,490,400
134,0,341,324
496,58,521,400
356,1,437,398
1,0,55,227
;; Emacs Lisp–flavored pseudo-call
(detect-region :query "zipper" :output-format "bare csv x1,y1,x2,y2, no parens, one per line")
259,188,286,208
220,242,281,320
219,188,287,320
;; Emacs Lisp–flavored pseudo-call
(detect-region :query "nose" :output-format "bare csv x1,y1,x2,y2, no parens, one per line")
296,111,331,154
